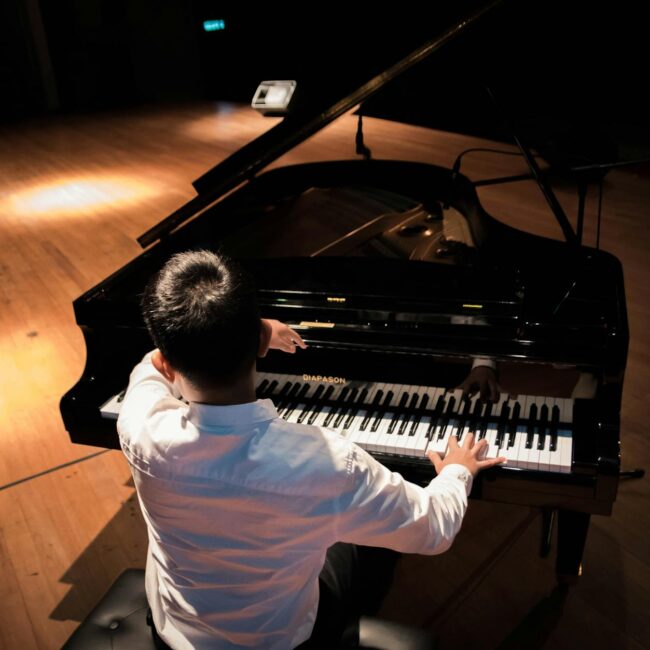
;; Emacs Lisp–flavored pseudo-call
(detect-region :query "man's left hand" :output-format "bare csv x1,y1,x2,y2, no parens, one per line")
260,319,307,355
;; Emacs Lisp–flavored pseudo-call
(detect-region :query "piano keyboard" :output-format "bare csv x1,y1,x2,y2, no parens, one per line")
100,372,573,473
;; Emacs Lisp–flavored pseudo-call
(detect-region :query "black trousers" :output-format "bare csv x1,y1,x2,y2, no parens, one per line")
150,544,399,649
296,543,399,649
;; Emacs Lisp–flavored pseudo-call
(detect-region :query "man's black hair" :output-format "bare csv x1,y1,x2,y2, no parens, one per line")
141,249,261,388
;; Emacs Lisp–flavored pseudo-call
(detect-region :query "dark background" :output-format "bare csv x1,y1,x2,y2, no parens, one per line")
2,0,648,163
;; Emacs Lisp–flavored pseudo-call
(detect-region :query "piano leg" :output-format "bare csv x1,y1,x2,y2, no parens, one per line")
539,508,556,558
555,510,591,583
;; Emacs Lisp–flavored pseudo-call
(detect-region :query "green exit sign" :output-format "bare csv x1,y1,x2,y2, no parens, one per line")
203,19,225,32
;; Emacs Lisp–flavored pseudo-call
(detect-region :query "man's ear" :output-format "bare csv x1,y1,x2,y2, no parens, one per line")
152,349,176,382
258,319,271,358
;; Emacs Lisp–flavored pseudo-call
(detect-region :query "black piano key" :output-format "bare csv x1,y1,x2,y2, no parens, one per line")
283,383,310,420
478,401,492,439
549,404,560,452
278,382,303,417
456,398,473,443
343,388,368,429
274,381,294,413
323,387,349,427
277,381,293,399
424,394,446,440
507,402,521,448
297,384,324,423
333,388,358,428
255,379,269,398
407,393,429,436
371,391,394,432
438,395,457,440
537,404,549,450
260,379,278,399
308,385,334,424
525,403,538,449
497,400,510,439
360,390,384,431
495,400,510,447
399,393,420,435
468,397,484,434
387,392,409,434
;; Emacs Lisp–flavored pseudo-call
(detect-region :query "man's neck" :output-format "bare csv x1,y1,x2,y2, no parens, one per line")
179,371,257,406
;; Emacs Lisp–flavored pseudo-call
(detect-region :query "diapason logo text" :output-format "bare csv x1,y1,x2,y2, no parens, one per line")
302,374,347,384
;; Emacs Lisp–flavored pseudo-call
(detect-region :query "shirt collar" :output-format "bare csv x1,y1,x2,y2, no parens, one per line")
187,398,278,428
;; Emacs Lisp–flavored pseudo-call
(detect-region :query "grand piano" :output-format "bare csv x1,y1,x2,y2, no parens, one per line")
60,1,628,583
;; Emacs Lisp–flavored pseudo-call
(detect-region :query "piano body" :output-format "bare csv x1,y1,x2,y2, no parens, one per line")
60,2,628,582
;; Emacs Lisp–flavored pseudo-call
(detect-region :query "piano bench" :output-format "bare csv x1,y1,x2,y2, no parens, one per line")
61,568,435,650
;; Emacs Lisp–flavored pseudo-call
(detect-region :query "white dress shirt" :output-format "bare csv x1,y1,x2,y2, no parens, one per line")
117,352,474,650
471,356,497,371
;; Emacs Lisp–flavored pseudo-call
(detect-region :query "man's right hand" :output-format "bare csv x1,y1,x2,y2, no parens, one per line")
427,433,505,478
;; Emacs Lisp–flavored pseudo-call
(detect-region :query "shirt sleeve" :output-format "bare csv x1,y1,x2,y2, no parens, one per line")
117,351,181,435
334,444,473,555
471,356,496,371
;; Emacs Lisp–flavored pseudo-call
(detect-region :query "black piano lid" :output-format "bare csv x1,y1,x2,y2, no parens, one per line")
72,0,630,370
139,0,650,249
137,0,504,247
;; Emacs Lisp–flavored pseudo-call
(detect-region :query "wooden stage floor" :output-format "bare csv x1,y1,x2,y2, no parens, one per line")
0,102,648,649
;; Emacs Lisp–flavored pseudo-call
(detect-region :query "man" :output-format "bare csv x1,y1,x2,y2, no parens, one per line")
118,249,505,649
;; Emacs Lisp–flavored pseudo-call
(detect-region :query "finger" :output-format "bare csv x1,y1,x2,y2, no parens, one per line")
448,435,459,450
280,340,297,353
472,438,488,458
488,380,499,402
426,450,443,473
462,431,475,448
477,456,507,469
475,437,489,460
472,437,488,450
288,328,307,349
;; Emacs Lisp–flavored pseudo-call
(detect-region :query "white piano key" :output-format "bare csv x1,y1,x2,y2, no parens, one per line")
558,429,573,473
357,383,393,451
311,383,348,427
485,424,500,460
355,383,391,448
406,387,443,455
513,396,535,468
500,420,521,467
284,407,304,423
100,391,125,419
484,393,508,444
382,383,419,452
429,417,449,455
558,397,574,424
385,388,412,455
343,385,380,441
362,411,391,453
537,397,555,471
410,419,435,457
373,410,401,454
